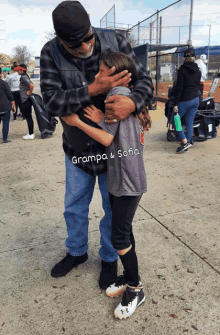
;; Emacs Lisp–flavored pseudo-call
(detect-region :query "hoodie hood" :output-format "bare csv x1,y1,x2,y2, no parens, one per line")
181,62,199,74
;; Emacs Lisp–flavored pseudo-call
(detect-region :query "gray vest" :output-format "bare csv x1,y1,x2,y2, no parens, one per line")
49,28,119,153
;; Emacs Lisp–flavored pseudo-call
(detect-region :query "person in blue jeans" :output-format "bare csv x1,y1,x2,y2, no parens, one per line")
172,47,201,153
0,67,16,143
40,1,153,290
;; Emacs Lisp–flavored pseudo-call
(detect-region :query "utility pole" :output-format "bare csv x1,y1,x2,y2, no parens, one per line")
189,0,194,46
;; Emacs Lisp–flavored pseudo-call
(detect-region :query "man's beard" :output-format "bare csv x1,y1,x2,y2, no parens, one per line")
75,44,94,59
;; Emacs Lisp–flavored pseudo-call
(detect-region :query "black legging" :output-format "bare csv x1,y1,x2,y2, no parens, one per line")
22,98,34,135
12,91,23,120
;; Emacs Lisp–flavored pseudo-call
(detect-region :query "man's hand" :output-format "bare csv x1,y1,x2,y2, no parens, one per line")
89,67,132,96
84,105,105,124
173,106,178,113
62,114,81,127
104,95,136,123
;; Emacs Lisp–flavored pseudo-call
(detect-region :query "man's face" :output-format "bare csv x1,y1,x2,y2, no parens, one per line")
60,27,95,58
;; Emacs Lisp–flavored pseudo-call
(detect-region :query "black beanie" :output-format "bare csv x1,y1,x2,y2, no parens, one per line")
184,47,195,58
52,1,91,43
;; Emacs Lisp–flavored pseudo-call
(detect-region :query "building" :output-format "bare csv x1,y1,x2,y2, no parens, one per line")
33,56,40,78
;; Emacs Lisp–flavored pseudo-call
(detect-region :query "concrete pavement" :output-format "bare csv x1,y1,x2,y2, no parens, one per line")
0,81,220,335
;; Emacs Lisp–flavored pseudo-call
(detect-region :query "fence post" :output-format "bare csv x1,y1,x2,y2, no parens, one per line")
138,21,140,45
155,10,159,97
114,4,115,30
146,43,149,70
189,0,194,46
207,24,211,73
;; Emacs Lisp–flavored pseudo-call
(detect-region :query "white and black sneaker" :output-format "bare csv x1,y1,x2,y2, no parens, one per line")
106,274,142,298
176,141,192,154
114,285,145,319
106,275,128,298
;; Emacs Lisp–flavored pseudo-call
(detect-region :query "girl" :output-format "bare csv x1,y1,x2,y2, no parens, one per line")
63,51,151,319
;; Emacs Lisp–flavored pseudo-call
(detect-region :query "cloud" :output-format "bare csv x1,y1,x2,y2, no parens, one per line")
0,0,220,57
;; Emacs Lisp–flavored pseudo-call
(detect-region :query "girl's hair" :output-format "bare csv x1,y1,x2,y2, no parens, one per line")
101,51,152,131
184,56,195,63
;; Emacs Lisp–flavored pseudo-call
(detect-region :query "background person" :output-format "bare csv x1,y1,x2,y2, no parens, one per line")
0,67,16,143
172,47,201,153
14,64,35,139
40,1,154,289
63,51,151,319
6,65,23,121
195,54,207,98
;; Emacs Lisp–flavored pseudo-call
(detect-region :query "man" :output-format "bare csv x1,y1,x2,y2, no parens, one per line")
195,54,207,97
40,1,154,289
0,67,16,143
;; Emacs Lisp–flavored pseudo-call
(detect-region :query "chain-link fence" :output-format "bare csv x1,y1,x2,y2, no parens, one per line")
99,0,220,91
100,5,115,29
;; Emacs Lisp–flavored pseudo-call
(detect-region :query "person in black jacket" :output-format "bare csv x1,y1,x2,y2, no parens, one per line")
40,1,154,290
0,67,16,143
172,48,201,153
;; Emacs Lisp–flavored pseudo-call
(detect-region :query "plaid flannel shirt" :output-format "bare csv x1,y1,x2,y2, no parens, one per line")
40,27,154,176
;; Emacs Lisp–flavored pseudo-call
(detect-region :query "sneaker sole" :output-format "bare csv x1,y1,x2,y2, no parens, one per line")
114,296,145,320
106,286,127,298
176,149,188,154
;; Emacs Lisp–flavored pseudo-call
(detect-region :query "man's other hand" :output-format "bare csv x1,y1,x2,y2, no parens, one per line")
104,95,136,123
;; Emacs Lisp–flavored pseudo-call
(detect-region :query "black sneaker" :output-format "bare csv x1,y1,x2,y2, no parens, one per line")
99,259,117,289
176,141,191,154
190,138,194,146
51,252,88,278
114,285,145,319
2,139,11,144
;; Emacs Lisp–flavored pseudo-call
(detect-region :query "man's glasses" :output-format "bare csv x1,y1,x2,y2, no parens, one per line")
62,33,95,50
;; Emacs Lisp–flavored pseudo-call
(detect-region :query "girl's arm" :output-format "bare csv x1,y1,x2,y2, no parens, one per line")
62,113,114,147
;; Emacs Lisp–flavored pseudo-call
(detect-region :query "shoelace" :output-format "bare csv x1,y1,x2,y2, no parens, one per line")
121,289,137,307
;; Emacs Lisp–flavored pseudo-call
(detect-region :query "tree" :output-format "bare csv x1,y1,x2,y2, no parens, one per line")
42,29,56,43
11,45,34,66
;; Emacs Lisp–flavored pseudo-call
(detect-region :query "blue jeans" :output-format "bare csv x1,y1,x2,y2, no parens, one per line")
171,97,200,142
1,111,11,141
64,155,118,262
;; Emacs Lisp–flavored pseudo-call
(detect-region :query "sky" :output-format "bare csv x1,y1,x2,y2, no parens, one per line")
0,0,220,59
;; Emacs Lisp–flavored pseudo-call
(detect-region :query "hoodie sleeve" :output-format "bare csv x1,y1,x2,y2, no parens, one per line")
173,67,185,106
